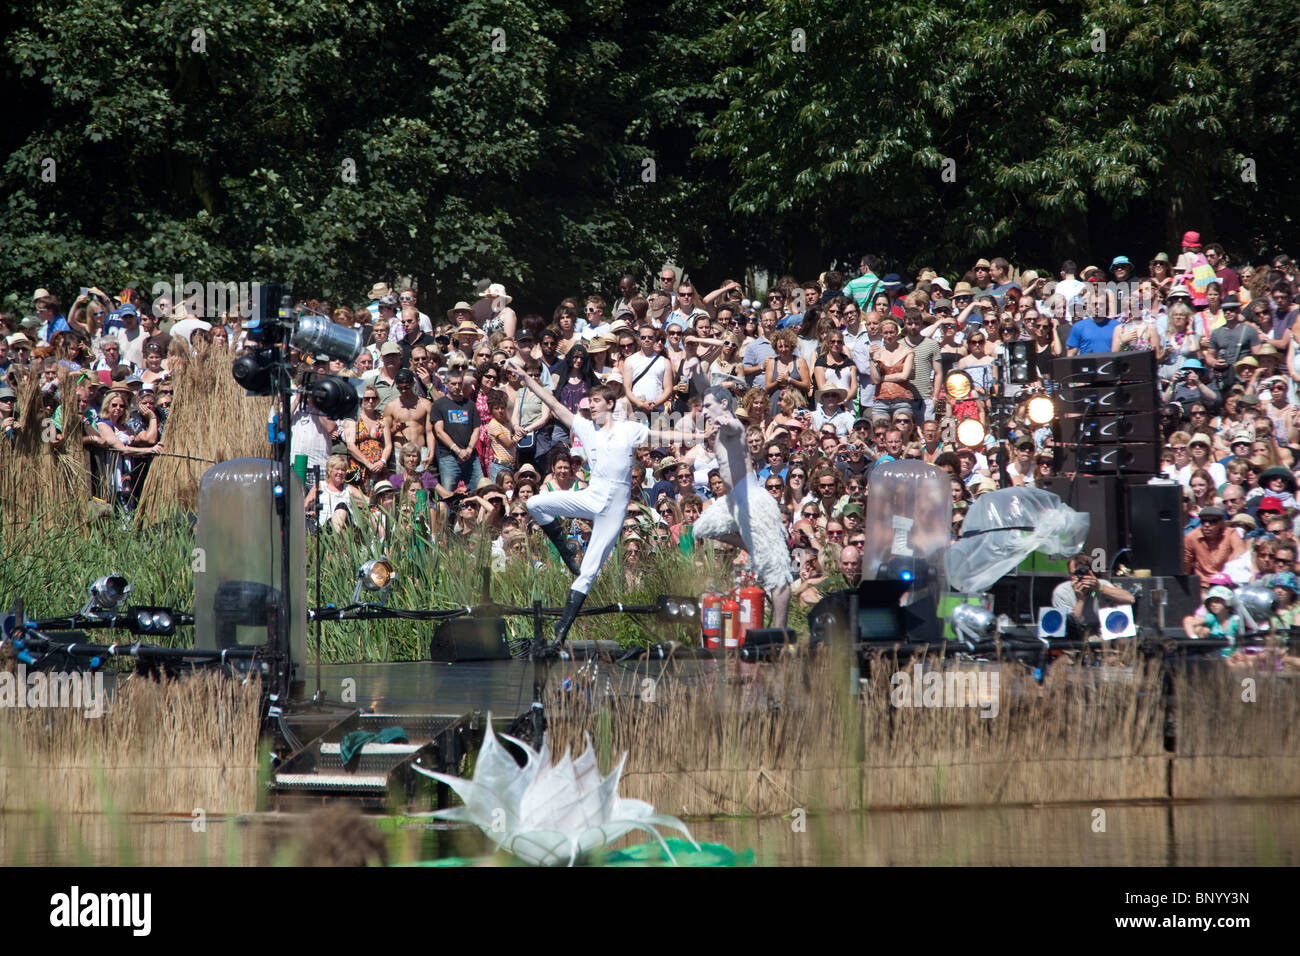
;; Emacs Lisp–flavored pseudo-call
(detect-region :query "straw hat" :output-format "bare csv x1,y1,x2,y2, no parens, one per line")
454,320,480,337
586,333,615,354
482,283,513,307
815,386,846,405
446,301,474,321
370,480,396,501
368,282,391,301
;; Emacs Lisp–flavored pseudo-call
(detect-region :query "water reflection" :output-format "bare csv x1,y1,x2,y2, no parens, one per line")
4,801,1295,866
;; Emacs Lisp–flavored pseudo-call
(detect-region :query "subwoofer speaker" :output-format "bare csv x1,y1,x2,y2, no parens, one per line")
1040,475,1124,559
1126,483,1186,576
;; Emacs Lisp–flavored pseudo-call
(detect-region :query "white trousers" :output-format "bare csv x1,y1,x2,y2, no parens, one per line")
526,480,630,595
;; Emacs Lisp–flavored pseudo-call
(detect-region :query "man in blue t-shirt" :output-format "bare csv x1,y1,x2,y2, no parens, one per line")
1066,314,1120,356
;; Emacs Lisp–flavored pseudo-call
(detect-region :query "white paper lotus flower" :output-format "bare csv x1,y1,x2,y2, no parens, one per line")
417,714,697,866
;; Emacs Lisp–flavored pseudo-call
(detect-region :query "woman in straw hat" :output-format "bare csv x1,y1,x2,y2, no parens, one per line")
481,283,517,339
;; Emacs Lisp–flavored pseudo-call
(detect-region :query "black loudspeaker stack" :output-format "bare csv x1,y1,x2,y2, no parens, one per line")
1045,350,1182,573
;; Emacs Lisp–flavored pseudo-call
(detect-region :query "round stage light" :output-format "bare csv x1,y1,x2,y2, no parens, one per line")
360,558,395,590
956,418,986,447
1026,395,1055,425
945,370,973,400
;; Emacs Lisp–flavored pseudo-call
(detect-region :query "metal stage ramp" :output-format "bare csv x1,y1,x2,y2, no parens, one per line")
271,708,478,809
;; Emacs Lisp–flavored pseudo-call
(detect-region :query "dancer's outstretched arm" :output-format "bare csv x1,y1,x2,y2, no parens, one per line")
508,359,574,431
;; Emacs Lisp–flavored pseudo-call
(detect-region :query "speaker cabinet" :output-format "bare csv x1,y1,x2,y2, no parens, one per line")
430,617,511,662
1058,380,1158,413
1060,443,1160,475
1040,475,1124,558
1052,349,1157,385
1060,411,1159,445
1126,483,1186,576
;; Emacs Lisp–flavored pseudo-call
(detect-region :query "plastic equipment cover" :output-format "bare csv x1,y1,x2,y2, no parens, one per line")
945,487,1090,593
861,461,952,597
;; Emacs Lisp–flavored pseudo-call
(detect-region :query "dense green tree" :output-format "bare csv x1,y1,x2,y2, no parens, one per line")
700,0,1291,275
1,0,1295,311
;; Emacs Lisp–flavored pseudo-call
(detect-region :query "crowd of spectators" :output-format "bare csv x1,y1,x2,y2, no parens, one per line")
5,234,1300,634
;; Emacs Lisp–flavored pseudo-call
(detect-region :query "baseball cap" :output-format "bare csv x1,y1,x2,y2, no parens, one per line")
1205,585,1234,604
395,369,415,385
379,342,402,356
1199,506,1226,520
1110,255,1132,267
0,387,16,401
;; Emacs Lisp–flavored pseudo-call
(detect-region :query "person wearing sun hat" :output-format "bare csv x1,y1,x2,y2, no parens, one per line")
1251,466,1298,511
1267,571,1300,628
811,385,853,437
1182,583,1242,649
480,283,517,339
1162,357,1220,407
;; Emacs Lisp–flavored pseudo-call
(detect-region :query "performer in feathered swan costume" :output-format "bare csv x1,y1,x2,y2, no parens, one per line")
692,386,794,627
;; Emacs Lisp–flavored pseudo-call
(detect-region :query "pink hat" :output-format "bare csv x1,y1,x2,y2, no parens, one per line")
1206,573,1233,587
1181,231,1202,248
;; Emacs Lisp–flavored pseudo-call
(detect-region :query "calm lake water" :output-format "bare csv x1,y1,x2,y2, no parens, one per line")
4,800,1296,866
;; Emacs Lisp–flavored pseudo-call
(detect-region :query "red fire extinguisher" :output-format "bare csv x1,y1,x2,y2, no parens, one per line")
720,593,741,650
738,574,765,639
701,590,723,649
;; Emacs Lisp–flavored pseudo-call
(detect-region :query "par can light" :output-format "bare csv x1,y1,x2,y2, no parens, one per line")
956,418,987,447
84,575,132,617
945,370,973,401
1026,395,1055,425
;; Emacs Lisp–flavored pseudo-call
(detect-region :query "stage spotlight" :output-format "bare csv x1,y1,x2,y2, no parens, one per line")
292,314,364,365
1026,395,1055,426
1236,585,1276,632
655,595,700,624
949,603,996,643
82,575,132,618
126,606,176,637
956,418,986,447
308,375,364,419
232,347,279,395
945,370,973,401
353,557,396,606
1008,341,1036,384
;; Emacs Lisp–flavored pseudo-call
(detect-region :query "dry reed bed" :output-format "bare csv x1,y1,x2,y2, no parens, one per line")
546,651,1300,816
0,350,271,532
135,348,272,522
0,369,92,529
0,671,262,815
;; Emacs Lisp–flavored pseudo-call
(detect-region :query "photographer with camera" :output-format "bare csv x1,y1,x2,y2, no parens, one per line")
1161,357,1220,409
1051,552,1136,638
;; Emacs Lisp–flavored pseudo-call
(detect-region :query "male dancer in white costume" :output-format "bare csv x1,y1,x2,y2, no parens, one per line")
510,360,669,644
693,386,793,628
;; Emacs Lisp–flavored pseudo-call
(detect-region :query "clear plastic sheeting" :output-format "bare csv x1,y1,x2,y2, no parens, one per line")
862,461,952,599
945,487,1090,593
194,458,307,686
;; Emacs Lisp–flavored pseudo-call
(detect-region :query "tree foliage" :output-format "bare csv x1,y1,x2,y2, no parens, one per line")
1,0,1295,309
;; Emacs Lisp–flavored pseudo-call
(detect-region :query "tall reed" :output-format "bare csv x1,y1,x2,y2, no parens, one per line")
0,671,263,815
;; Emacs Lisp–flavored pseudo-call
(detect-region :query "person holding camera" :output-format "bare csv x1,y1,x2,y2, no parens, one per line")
1051,553,1136,637
1162,358,1220,408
